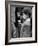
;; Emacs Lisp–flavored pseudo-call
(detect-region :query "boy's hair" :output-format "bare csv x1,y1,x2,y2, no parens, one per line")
22,7,32,18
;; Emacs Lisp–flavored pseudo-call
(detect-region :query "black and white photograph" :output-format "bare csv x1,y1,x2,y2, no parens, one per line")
5,1,37,45
11,6,32,38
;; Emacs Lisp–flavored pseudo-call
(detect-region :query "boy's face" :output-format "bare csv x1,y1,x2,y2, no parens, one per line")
22,13,29,20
